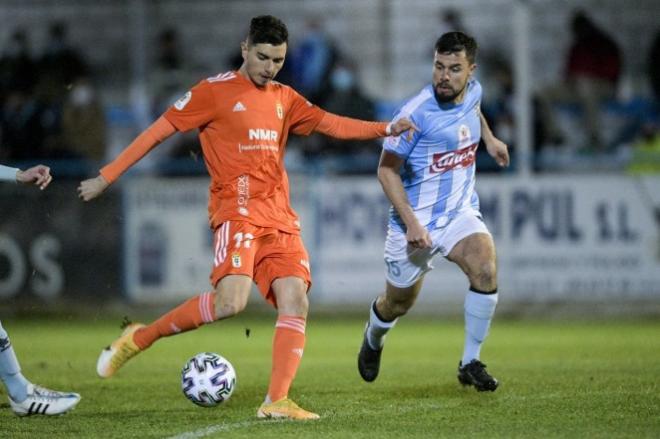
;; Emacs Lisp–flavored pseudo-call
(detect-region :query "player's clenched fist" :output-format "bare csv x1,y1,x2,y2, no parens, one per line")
406,222,433,249
78,175,109,201
17,165,53,190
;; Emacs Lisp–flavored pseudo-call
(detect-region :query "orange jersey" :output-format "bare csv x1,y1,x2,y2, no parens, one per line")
164,71,325,234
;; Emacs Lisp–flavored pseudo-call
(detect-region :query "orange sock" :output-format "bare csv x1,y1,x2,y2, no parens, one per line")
133,292,216,349
267,315,306,402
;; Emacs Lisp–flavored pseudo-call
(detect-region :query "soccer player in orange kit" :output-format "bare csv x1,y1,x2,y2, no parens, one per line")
78,15,415,420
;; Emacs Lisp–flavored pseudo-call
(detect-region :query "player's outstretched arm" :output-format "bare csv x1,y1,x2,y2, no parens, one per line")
77,116,177,202
479,110,509,167
377,151,432,249
313,112,417,141
15,165,53,190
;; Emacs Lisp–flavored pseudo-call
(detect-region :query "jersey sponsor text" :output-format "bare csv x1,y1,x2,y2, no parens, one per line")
237,175,249,214
248,129,278,141
430,143,478,174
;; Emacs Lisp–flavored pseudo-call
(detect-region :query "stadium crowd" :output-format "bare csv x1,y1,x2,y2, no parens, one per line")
1,9,659,175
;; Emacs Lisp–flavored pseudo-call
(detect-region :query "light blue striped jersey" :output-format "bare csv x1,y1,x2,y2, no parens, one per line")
383,79,483,232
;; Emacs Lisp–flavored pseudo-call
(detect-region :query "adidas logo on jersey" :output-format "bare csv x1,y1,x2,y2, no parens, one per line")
233,102,247,112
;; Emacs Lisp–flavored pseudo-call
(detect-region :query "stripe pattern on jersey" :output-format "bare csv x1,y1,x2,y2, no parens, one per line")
214,222,231,266
207,71,236,83
384,80,483,232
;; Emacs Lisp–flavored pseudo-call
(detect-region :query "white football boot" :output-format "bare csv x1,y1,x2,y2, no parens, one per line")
9,383,81,416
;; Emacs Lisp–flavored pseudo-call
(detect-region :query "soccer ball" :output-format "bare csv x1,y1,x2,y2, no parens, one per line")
181,352,237,407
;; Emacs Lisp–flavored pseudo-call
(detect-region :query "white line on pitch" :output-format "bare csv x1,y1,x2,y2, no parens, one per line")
166,419,286,439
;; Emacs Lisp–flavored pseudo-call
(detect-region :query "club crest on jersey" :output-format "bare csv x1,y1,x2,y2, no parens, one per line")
430,143,478,174
385,135,401,148
276,102,284,120
232,253,242,268
173,91,192,110
458,124,471,145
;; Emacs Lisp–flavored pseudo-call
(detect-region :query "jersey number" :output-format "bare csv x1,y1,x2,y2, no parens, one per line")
233,232,254,249
386,260,401,277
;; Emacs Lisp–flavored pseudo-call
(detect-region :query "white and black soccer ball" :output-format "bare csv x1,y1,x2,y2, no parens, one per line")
181,352,237,407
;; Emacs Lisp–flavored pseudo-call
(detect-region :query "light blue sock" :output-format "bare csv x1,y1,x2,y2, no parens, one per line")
0,322,30,402
462,291,498,365
366,300,397,350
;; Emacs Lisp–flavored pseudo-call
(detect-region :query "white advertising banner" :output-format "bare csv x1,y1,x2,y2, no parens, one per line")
476,176,660,302
312,175,660,304
123,175,660,305
123,178,214,302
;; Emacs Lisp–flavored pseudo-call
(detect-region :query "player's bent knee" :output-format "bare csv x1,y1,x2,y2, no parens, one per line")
279,293,309,316
214,296,247,319
469,261,497,291
273,282,310,316
216,302,243,319
383,296,415,318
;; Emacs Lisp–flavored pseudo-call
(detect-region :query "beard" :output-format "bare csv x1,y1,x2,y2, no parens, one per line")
434,81,466,103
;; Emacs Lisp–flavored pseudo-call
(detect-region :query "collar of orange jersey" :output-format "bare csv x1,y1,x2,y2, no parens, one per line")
234,69,272,91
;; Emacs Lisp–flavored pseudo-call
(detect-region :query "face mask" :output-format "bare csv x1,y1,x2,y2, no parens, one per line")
331,68,354,91
71,84,93,106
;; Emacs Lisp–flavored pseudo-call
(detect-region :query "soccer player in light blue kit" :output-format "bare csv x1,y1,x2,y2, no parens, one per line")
357,32,509,391
0,163,81,415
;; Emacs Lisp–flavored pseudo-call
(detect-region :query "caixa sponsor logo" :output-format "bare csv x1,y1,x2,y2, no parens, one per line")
430,143,478,174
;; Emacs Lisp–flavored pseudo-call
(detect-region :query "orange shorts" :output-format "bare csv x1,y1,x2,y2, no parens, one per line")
210,221,312,307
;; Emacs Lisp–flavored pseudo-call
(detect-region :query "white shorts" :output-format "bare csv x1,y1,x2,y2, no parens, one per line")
383,209,491,288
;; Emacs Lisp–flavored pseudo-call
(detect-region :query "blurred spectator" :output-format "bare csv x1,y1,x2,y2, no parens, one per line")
537,10,622,150
626,122,660,174
31,22,91,160
37,22,89,102
148,27,201,171
300,58,379,172
324,59,376,123
1,23,104,163
480,57,515,173
150,28,189,117
0,90,45,160
289,17,339,103
61,77,106,161
0,29,38,100
437,8,469,36
649,29,660,106
0,29,41,161
410,8,470,87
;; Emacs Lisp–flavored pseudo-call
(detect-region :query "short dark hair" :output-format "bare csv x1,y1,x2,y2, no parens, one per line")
248,15,288,46
435,31,477,64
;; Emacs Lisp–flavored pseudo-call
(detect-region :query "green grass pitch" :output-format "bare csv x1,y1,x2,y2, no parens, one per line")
1,315,658,438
